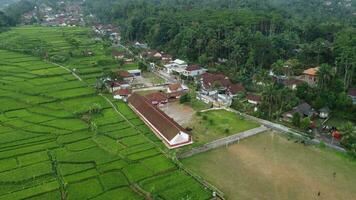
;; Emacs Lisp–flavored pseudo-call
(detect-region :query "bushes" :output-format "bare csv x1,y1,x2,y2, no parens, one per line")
180,93,191,104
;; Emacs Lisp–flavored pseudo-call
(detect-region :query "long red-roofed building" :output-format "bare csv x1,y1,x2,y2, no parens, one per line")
128,93,192,149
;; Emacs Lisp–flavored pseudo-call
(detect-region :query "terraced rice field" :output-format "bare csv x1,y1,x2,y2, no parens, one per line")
0,50,212,199
0,26,120,85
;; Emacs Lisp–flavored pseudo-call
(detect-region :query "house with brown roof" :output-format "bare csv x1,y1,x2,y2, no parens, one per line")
228,84,245,97
145,92,168,106
113,89,132,102
247,94,262,105
182,64,207,77
300,67,319,86
348,88,356,105
166,83,188,100
140,49,162,59
200,73,232,95
282,78,304,90
128,93,192,149
112,51,125,60
161,53,173,64
167,83,184,93
118,70,134,82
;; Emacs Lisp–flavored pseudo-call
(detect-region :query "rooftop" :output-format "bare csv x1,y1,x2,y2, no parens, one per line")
114,89,131,96
201,73,231,89
186,64,202,71
303,67,319,76
146,92,168,103
128,93,191,145
348,88,356,96
228,83,245,94
118,70,133,78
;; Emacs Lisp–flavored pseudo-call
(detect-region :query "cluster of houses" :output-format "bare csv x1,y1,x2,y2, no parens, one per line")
23,1,86,27
137,46,260,107
92,24,121,44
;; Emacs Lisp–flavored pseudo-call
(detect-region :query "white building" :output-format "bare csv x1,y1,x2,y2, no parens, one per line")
182,65,207,77
164,59,188,74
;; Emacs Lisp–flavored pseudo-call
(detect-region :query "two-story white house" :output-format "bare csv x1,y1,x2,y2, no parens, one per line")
182,65,207,77
164,59,188,74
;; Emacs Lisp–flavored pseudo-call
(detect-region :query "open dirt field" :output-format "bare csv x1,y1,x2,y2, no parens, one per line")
160,102,196,126
183,132,356,200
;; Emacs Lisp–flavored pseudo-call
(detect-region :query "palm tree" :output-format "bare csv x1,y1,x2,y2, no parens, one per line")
317,63,333,90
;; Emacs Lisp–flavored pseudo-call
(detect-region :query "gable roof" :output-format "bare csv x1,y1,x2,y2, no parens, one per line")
247,94,262,102
173,59,186,65
201,73,231,89
114,89,131,96
295,102,313,116
118,70,133,78
303,67,319,76
186,64,202,71
228,84,245,94
128,93,187,141
145,92,167,103
168,83,183,92
112,51,124,57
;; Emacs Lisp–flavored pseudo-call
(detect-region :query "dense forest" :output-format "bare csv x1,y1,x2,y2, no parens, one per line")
84,0,355,79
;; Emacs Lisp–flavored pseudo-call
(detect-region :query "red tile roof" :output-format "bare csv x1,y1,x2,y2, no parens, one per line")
186,64,202,71
348,88,356,97
128,93,189,142
303,67,319,76
228,84,245,94
247,94,262,102
145,92,168,104
114,89,131,96
168,83,183,92
201,73,231,89
118,70,133,78
112,51,124,57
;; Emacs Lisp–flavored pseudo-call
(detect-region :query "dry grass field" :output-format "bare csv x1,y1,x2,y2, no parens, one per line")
183,132,356,200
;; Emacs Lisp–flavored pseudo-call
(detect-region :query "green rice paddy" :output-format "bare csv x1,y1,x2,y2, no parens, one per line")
0,26,212,199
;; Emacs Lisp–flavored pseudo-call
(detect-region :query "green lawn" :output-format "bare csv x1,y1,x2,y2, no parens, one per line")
183,132,356,200
142,72,165,85
187,109,259,144
121,62,139,70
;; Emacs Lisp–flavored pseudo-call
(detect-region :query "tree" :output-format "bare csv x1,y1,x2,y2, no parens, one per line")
340,122,356,153
138,61,148,71
271,60,285,76
317,64,334,90
292,113,301,127
300,117,311,130
180,93,191,104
